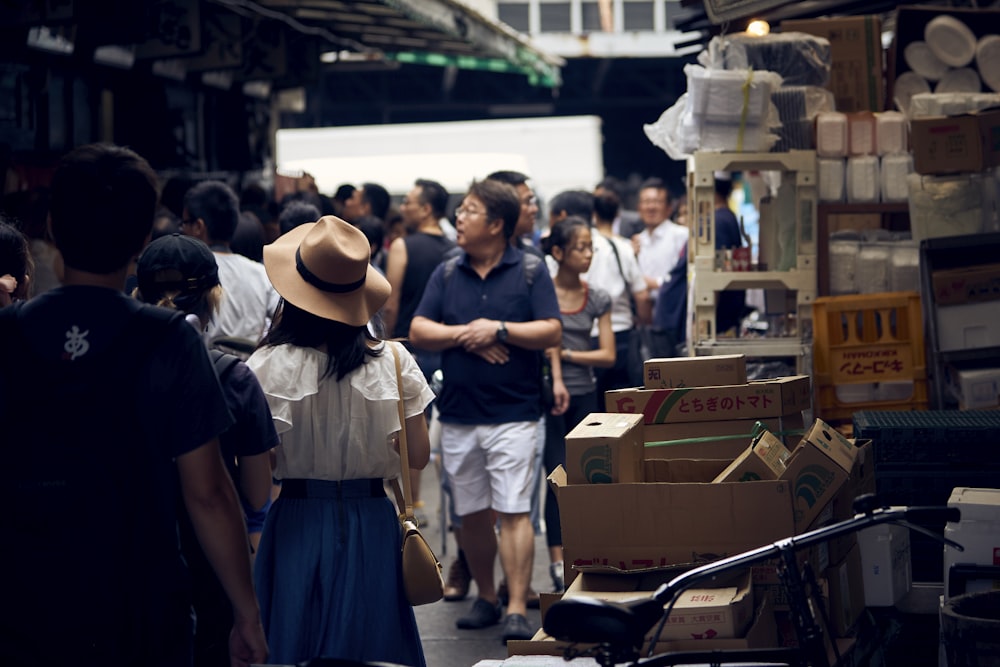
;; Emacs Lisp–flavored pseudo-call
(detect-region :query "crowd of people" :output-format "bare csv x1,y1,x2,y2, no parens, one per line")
0,141,747,667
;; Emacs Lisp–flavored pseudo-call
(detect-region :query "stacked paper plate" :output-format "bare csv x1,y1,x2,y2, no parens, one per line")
904,41,949,81
894,71,931,113
925,15,977,67
977,35,1000,92
936,68,982,93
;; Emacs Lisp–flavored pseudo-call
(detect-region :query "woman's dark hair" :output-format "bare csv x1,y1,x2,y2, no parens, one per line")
541,215,589,257
261,299,381,380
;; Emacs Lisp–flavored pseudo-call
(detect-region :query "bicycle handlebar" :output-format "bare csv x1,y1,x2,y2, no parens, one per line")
650,503,961,607
543,500,962,662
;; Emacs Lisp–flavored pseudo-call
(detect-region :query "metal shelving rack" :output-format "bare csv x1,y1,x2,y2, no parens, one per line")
687,150,817,374
918,232,1000,409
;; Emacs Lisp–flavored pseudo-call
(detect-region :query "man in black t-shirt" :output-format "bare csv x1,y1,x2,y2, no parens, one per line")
0,143,267,667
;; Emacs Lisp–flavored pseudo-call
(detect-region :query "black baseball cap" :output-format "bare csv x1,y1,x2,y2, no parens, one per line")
136,233,219,307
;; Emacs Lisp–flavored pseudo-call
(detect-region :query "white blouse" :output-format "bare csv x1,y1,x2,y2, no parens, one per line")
247,340,435,481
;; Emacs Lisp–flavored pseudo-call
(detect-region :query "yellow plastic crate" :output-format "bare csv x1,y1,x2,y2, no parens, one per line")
812,291,928,421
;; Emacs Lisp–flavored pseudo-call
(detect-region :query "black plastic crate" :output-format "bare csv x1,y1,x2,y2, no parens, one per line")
853,410,1000,466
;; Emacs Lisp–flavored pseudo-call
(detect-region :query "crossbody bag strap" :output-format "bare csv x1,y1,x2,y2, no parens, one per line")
388,342,416,522
604,234,638,316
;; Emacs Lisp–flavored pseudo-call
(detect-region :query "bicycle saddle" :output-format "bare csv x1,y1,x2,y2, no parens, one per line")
544,595,666,647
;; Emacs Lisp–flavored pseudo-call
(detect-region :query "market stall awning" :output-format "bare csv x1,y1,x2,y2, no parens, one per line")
264,0,564,86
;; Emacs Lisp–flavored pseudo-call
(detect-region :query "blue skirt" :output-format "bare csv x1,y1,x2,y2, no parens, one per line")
254,479,427,667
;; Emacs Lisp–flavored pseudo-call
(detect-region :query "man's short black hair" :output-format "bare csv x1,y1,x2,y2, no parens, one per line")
415,179,449,219
593,191,620,223
50,143,159,274
549,190,594,221
468,179,520,241
184,180,240,244
361,182,390,221
486,170,530,188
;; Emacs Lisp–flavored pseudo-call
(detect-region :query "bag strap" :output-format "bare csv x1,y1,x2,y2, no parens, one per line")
604,234,638,317
388,342,416,523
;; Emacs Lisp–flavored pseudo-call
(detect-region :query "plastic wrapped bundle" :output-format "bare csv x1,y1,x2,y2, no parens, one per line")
908,172,990,241
685,64,782,124
889,240,920,293
876,112,908,155
847,155,880,203
857,242,891,294
881,154,913,203
829,231,861,295
699,33,831,87
816,111,848,158
644,66,782,158
818,158,846,202
771,86,834,151
908,92,1000,118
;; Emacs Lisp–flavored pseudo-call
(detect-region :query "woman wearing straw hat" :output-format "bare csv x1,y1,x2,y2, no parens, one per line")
248,215,435,666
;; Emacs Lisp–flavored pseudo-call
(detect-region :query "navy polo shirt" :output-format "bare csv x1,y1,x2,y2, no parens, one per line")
413,245,561,425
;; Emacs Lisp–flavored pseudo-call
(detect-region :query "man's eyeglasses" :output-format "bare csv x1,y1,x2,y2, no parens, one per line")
456,206,486,218
521,196,539,207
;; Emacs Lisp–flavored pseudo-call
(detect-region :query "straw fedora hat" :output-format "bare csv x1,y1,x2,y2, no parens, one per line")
263,215,390,326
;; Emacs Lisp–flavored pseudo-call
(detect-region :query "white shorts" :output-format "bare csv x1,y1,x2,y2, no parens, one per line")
441,421,539,517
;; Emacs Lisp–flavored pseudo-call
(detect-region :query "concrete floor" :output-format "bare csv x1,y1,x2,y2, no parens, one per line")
412,457,557,667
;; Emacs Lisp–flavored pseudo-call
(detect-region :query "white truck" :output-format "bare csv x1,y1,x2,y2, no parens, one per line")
275,115,605,205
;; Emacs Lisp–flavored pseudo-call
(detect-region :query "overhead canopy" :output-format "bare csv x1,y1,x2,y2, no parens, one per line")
2,0,563,89
231,0,563,86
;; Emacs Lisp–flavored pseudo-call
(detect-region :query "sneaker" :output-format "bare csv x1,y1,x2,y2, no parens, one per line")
443,553,471,602
550,562,565,593
497,579,541,609
456,597,502,630
501,613,535,642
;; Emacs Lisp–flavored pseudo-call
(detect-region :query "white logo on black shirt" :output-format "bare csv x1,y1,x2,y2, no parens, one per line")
64,325,90,360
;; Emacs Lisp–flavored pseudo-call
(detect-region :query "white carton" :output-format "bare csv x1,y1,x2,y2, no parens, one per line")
857,523,912,606
944,487,1000,598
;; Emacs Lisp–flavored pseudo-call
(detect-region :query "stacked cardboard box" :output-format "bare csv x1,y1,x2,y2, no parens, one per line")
541,413,873,657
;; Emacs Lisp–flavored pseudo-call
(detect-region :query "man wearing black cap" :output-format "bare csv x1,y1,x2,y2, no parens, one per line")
0,143,268,666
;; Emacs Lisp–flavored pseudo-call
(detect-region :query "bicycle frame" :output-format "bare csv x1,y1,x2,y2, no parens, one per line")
544,498,961,667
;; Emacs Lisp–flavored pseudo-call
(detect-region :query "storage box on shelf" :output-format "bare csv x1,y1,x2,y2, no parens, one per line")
811,292,928,422
918,232,1000,409
687,151,817,374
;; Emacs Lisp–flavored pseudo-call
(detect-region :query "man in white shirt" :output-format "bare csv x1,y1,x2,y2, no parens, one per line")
181,181,279,343
634,178,688,358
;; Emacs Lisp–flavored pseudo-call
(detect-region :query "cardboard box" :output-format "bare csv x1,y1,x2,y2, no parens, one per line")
949,367,1000,410
910,109,1000,175
510,594,778,657
560,571,754,642
825,543,866,637
932,263,1000,306
857,522,912,607
564,412,645,484
782,419,859,533
643,412,805,461
606,376,811,425
643,354,748,389
826,439,876,566
713,430,792,483
935,301,1000,352
781,16,884,112
550,459,796,575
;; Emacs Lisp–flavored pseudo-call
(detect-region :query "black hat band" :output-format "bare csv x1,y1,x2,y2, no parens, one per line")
295,247,365,294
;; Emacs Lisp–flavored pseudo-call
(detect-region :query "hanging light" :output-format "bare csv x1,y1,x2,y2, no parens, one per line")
746,20,771,37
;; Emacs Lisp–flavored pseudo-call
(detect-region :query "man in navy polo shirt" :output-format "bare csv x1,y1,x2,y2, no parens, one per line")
411,179,562,642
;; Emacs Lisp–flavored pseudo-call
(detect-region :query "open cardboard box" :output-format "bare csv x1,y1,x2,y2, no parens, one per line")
509,593,777,657
606,376,810,425
564,412,644,484
550,459,797,578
